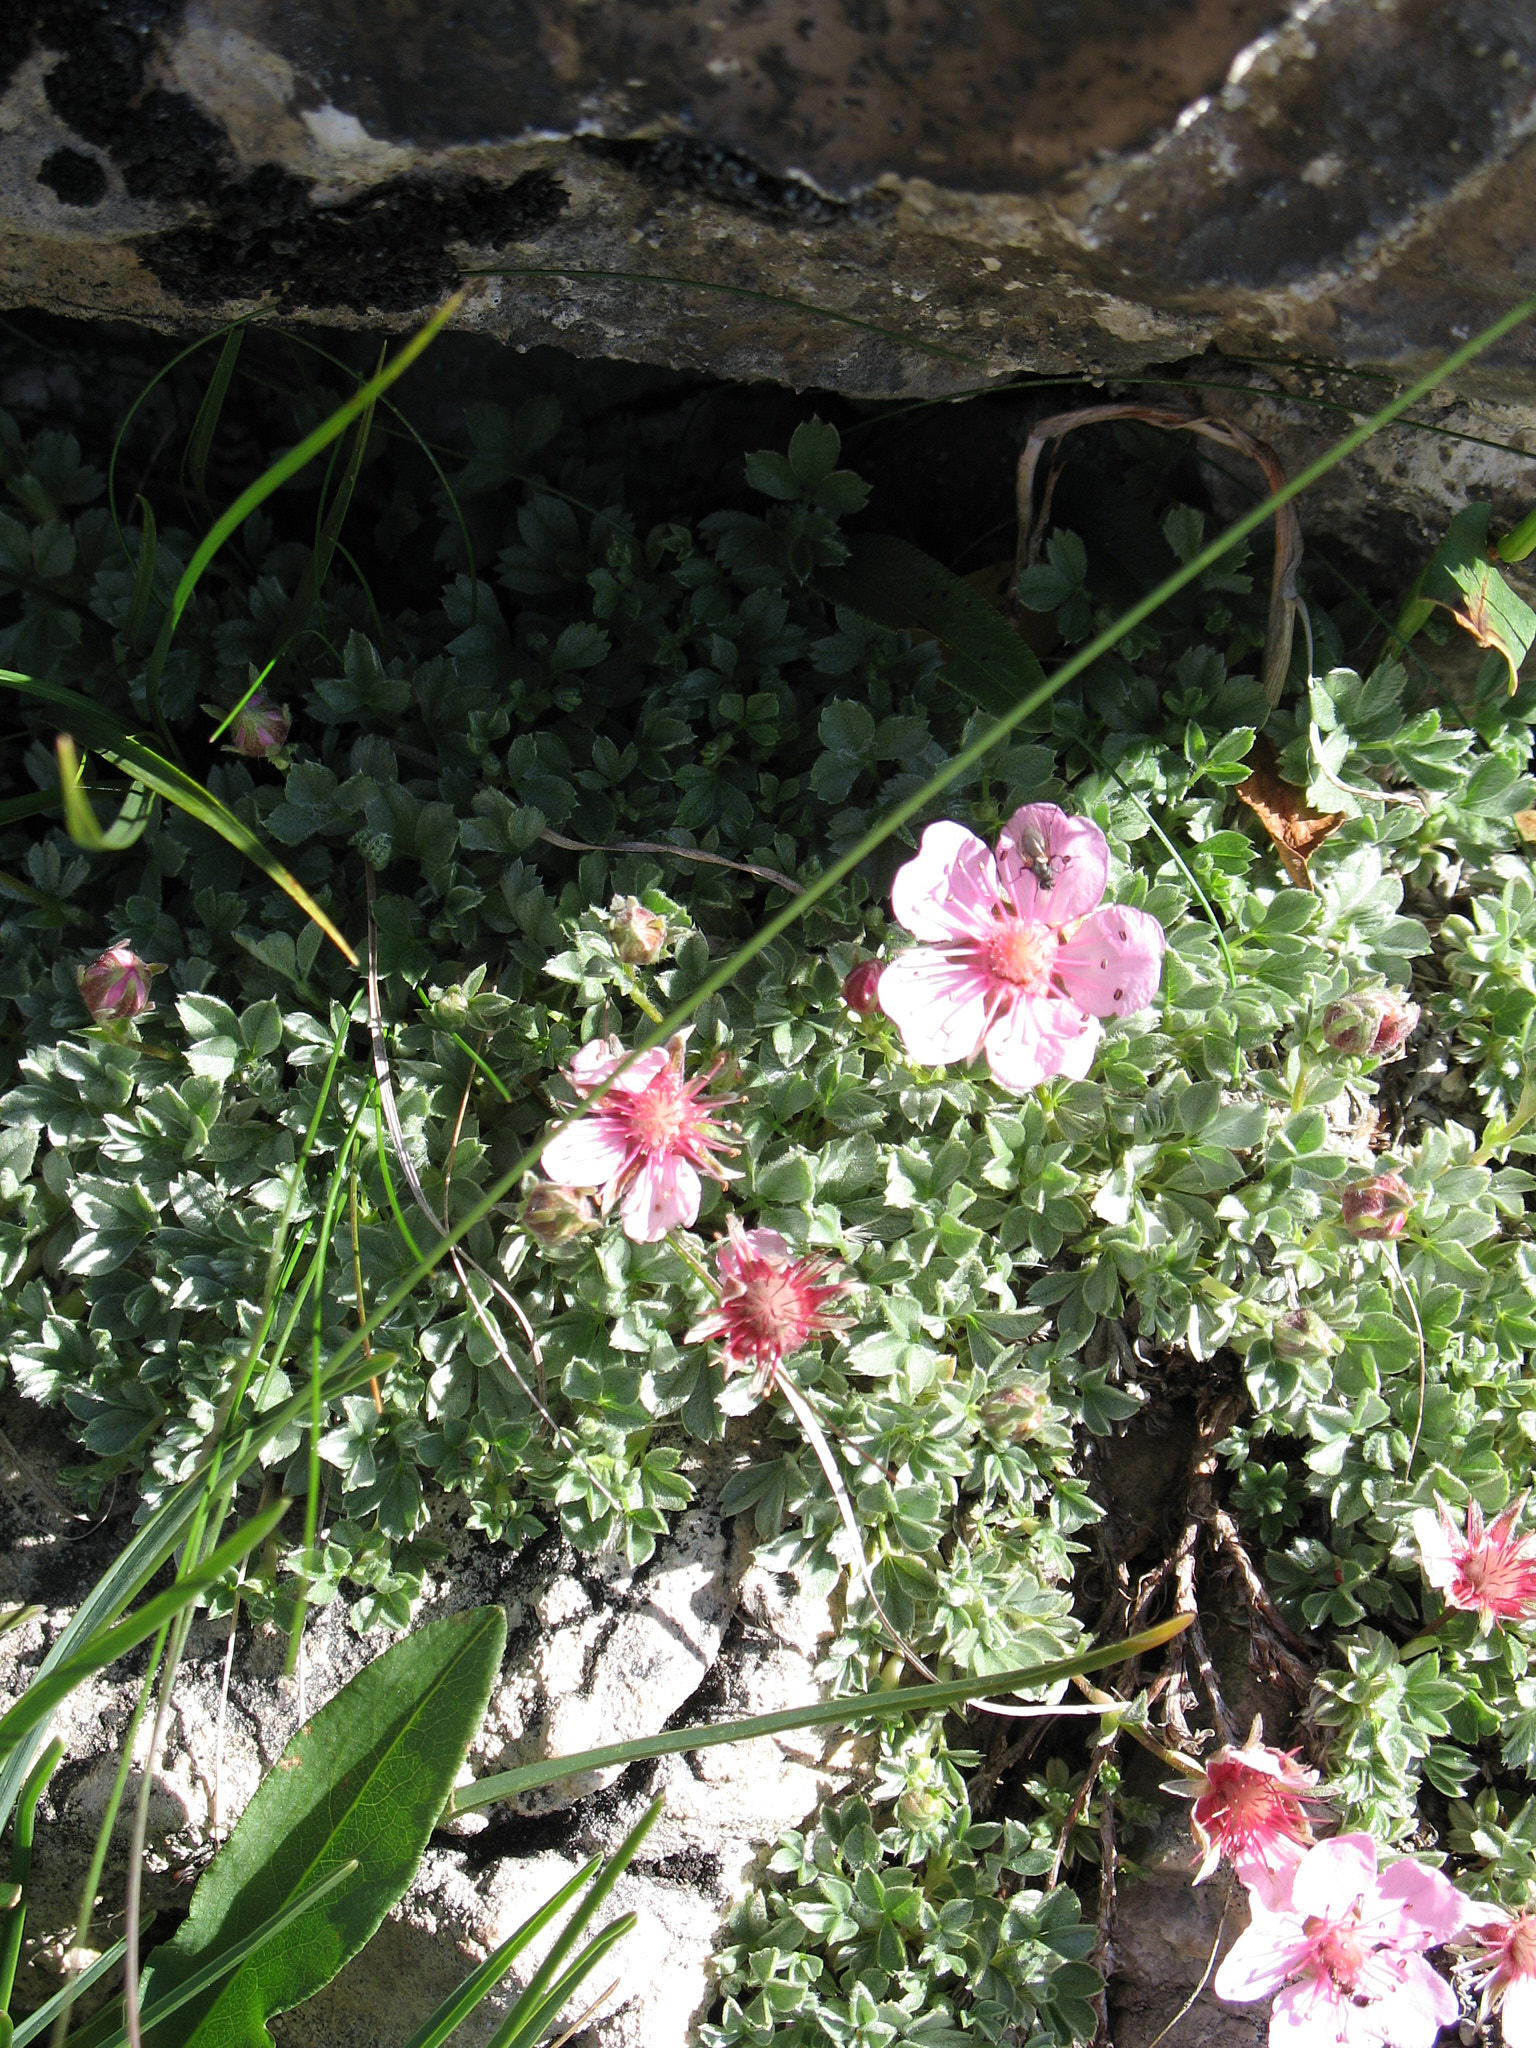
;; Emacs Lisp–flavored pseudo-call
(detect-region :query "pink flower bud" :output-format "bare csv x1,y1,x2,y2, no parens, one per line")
521,1184,599,1249
980,1379,1051,1441
842,960,883,1015
1271,1307,1338,1365
77,945,157,1022
1340,1171,1414,1240
1321,989,1420,1059
228,690,290,759
608,896,666,966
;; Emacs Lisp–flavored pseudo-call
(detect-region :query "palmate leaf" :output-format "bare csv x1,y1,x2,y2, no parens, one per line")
1418,502,1536,692
136,1605,506,2048
0,671,357,963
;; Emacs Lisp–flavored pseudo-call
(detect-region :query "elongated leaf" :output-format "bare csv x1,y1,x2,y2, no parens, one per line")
449,1616,1191,1812
138,1605,506,2048
817,531,1047,716
1419,502,1536,692
495,1916,632,2048
124,497,158,652
0,671,356,964
9,1922,151,2048
186,331,245,504
1501,499,1536,565
269,360,381,677
56,736,157,852
397,1863,601,2048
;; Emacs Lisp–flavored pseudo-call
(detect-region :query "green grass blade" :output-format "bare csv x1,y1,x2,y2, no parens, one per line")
493,1915,634,2048
267,362,380,681
124,498,158,654
448,1617,1191,1812
55,738,156,853
1499,500,1536,565
8,1924,152,2048
395,1863,602,2048
0,671,357,964
184,330,244,505
0,1740,63,2012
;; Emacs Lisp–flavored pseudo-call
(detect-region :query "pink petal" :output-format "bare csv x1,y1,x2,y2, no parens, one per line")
1238,1836,1308,1908
889,822,1004,942
1292,1836,1377,1921
1213,1912,1311,2004
878,948,993,1064
1268,1977,1351,2048
1413,1505,1459,1592
621,1154,701,1240
1371,1861,1470,1946
540,1116,630,1189
1500,1971,1536,2048
996,805,1109,926
1363,1958,1459,2047
984,993,1099,1092
1055,904,1167,1018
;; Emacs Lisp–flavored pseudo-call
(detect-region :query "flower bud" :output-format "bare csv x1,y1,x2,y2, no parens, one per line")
77,945,157,1022
522,1183,599,1249
842,960,883,1015
980,1379,1050,1441
1321,990,1420,1060
353,830,394,870
1340,1171,1413,1241
228,689,290,760
1271,1307,1338,1364
608,896,667,966
896,1785,942,1831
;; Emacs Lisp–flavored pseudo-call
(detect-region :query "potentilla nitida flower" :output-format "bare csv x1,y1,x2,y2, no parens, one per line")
608,895,667,966
1413,1493,1536,1633
686,1220,849,1390
520,1183,599,1250
1458,1907,1536,2048
842,959,884,1016
877,804,1166,1093
77,944,159,1023
1339,1172,1414,1241
1214,1834,1467,2048
228,689,290,760
1321,989,1420,1060
1271,1307,1339,1367
1190,1740,1324,1891
539,1033,738,1243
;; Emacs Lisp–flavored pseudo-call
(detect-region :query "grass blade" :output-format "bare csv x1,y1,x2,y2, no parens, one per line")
184,330,244,505
268,353,381,678
493,1917,634,2048
395,1863,601,2048
55,738,156,853
123,498,158,655
8,1923,153,2048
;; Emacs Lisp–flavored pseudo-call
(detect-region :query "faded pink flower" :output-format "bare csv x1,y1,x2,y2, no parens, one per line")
687,1220,849,1387
876,805,1165,1093
1339,1172,1414,1241
520,1183,599,1249
1214,1834,1466,2048
842,959,884,1016
539,1034,738,1243
1413,1493,1536,1633
1321,990,1420,1061
228,689,290,759
608,896,667,966
77,944,158,1022
1459,1907,1536,2048
1191,1742,1324,1891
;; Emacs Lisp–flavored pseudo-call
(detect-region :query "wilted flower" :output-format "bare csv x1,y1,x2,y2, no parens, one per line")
1413,1493,1536,1633
877,805,1166,1093
77,945,158,1023
686,1220,848,1388
1339,1172,1414,1241
980,1378,1051,1442
1271,1307,1339,1366
520,1183,599,1249
1458,1907,1536,2048
1214,1834,1466,2048
1321,989,1420,1060
539,1034,738,1243
842,959,884,1016
228,689,290,759
1190,1740,1323,1890
608,896,667,966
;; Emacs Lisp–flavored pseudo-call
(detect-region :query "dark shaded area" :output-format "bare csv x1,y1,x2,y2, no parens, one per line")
36,146,107,207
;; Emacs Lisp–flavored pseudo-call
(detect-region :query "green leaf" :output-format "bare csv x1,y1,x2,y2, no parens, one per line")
138,1605,506,2048
1419,503,1536,692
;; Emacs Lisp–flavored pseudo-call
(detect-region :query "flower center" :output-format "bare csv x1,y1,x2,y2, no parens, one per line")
985,917,1056,992
1306,1917,1366,1992
737,1270,812,1355
625,1074,690,1153
1507,1916,1536,1976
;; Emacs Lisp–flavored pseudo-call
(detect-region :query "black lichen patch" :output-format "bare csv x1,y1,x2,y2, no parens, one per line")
584,134,888,225
37,145,108,206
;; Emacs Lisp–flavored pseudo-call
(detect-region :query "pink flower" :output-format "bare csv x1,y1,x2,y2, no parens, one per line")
1459,1908,1536,2047
539,1034,738,1243
876,805,1165,1093
1321,991,1420,1060
608,896,667,966
1413,1493,1536,1633
77,944,158,1022
1214,1834,1466,2048
842,960,883,1016
520,1183,599,1249
1191,1742,1324,1891
1339,1173,1414,1241
228,689,290,759
686,1220,849,1387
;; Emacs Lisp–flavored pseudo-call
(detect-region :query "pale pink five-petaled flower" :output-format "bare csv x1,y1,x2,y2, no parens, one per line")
876,804,1166,1093
539,1033,738,1243
1413,1493,1536,1633
1458,1907,1536,2048
686,1220,850,1389
1191,1740,1324,1894
1214,1833,1466,2048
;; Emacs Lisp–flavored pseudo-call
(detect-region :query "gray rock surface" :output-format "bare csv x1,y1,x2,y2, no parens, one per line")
3,2,1536,401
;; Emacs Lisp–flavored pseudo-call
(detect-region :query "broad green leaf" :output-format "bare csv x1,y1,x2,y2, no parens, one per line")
1419,502,1536,692
137,1605,506,2048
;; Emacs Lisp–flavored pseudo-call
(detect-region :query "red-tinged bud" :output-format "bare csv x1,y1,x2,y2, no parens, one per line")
228,689,290,759
77,944,159,1022
1321,989,1420,1059
608,895,667,966
980,1378,1051,1441
1340,1172,1414,1240
1271,1307,1338,1364
842,960,883,1015
521,1183,599,1249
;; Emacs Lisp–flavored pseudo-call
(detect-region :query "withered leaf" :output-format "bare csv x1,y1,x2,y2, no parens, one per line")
1236,735,1345,890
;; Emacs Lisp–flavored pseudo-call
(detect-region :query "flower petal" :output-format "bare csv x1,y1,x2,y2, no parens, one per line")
1413,1504,1460,1592
1362,1958,1459,2048
1055,904,1167,1018
621,1154,701,1240
1213,1910,1310,2004
1291,1835,1377,1921
996,805,1109,926
1370,1860,1469,1946
889,822,1003,941
984,994,1098,1092
1499,1969,1536,2048
1268,1977,1350,2048
878,948,993,1065
540,1116,630,1189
